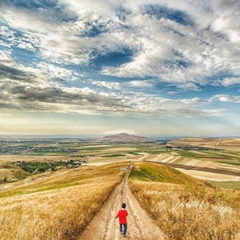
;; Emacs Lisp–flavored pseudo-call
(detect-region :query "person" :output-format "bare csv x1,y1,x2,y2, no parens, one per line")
115,203,128,237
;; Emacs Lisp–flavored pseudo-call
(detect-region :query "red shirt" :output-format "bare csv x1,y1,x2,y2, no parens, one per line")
116,209,128,224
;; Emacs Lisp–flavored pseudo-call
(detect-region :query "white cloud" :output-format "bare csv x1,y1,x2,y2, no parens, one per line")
0,50,12,62
17,42,35,51
220,77,240,87
201,109,227,116
211,0,240,43
0,25,15,39
91,80,121,90
1,0,240,84
211,94,240,103
126,80,154,88
59,0,120,16
0,0,239,121
180,97,203,104
37,62,78,81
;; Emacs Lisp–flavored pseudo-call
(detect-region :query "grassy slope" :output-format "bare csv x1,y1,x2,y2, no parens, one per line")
0,163,29,182
0,162,129,240
131,162,203,185
129,162,240,240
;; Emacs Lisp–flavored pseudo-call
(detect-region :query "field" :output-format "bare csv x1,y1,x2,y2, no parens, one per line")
0,163,127,240
1,138,240,239
129,162,240,240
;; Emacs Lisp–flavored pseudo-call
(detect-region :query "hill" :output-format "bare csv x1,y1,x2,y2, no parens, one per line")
130,162,204,185
94,133,154,143
129,162,240,240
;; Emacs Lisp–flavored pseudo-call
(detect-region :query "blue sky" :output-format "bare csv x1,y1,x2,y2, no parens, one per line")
0,0,240,136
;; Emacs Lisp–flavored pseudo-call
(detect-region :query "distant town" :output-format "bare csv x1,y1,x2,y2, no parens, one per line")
0,141,79,155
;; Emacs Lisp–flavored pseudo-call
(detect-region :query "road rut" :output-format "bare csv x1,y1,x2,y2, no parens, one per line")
79,164,166,240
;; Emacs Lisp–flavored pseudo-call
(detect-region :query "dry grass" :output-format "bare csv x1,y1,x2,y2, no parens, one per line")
0,163,28,183
0,163,128,240
129,162,240,240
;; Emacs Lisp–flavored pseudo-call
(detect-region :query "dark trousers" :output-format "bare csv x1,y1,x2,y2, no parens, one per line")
119,224,127,235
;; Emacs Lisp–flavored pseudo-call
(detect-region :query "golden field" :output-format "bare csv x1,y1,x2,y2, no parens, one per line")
129,162,240,240
0,163,127,240
1,139,240,240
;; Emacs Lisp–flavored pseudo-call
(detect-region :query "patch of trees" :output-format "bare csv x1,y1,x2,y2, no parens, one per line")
14,160,85,174
174,145,222,151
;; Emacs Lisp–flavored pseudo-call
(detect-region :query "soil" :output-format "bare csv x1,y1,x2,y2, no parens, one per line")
78,164,166,240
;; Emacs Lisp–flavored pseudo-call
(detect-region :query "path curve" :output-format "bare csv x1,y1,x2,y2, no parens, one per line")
78,163,166,240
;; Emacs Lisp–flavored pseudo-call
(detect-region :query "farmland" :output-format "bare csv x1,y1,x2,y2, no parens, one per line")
1,136,240,184
0,136,240,239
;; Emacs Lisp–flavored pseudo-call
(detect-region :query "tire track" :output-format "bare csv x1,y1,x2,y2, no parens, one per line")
78,163,165,240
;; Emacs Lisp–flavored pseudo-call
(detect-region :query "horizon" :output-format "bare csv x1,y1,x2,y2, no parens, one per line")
0,132,239,139
0,0,240,136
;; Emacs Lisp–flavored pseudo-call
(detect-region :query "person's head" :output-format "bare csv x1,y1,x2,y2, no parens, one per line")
122,203,126,209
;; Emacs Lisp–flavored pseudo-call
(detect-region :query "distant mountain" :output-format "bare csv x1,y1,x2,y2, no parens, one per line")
94,133,154,143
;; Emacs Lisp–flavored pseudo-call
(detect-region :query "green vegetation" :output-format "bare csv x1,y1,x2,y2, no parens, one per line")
14,160,83,174
81,146,113,151
130,162,202,185
143,150,166,154
176,148,240,163
176,150,200,158
209,181,240,190
0,163,127,198
128,151,141,155
219,161,240,166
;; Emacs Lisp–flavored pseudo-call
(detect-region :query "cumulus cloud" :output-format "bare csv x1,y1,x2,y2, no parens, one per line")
0,0,239,121
1,0,240,84
220,77,240,87
0,54,222,118
37,62,78,81
211,94,240,103
91,80,121,90
211,0,240,42
125,80,154,88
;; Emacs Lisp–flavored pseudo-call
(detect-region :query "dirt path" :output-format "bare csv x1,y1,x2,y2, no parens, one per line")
79,164,166,240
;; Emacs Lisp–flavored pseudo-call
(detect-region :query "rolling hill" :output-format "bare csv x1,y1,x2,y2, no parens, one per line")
94,133,154,143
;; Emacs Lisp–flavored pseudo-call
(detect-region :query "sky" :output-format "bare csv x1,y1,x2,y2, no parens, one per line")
0,0,240,136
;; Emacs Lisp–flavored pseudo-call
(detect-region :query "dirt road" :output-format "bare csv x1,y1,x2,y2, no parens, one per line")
79,164,166,240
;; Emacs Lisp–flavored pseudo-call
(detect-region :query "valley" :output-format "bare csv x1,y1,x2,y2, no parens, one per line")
1,134,240,239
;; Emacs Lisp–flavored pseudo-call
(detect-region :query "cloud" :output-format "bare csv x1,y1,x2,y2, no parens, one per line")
0,63,36,81
211,94,240,103
211,0,240,42
91,80,121,90
0,79,128,113
2,0,240,86
125,80,154,88
0,0,239,125
220,77,240,87
180,97,203,104
37,62,78,81
0,55,223,118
